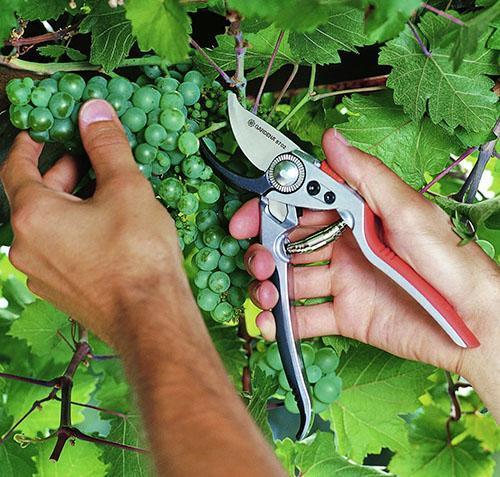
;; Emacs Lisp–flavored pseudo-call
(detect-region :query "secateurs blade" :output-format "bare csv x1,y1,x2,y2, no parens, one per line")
200,92,480,441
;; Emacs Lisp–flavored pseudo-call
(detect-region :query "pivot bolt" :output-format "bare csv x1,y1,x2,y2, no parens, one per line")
324,191,336,204
306,180,320,196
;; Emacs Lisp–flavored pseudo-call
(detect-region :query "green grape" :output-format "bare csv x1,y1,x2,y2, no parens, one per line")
197,288,220,312
203,225,225,249
6,79,31,105
275,387,287,398
314,375,342,404
178,236,185,251
235,251,245,270
205,99,214,109
49,118,75,142
88,75,108,87
195,247,221,271
195,235,205,250
132,86,161,113
176,62,191,73
208,271,230,293
123,125,137,149
158,177,183,205
199,166,213,181
181,155,204,179
70,103,81,123
48,92,75,119
218,255,236,274
185,119,200,133
184,70,205,88
58,73,85,100
38,78,58,94
178,81,201,106
29,129,50,143
138,163,152,178
160,91,184,110
230,270,250,288
278,370,292,391
155,77,179,93
198,181,220,204
144,124,168,146
169,70,183,81
169,150,184,165
108,77,134,99
28,107,54,132
312,397,328,413
146,108,161,126
194,270,211,289
178,132,199,156
306,365,322,384
83,83,107,100
136,74,151,86
178,193,199,215
210,302,234,323
227,286,245,307
160,108,185,131
134,143,157,164
106,93,129,116
30,86,52,107
238,239,251,251
143,64,162,79
160,131,179,151
183,221,198,244
121,107,147,132
266,343,282,371
301,343,315,368
284,392,299,414
223,199,242,220
220,236,240,257
152,151,171,175
196,209,219,232
314,348,339,374
10,104,33,129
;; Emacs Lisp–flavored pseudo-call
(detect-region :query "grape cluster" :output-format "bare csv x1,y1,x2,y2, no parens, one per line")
6,61,251,326
251,342,342,414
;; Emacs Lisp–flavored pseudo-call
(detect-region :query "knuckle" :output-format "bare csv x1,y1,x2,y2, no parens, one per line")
10,199,43,236
8,245,26,272
106,172,151,196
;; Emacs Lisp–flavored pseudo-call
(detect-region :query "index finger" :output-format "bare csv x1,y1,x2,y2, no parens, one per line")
0,132,45,205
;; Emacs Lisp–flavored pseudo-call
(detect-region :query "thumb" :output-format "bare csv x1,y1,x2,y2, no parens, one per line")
79,100,139,184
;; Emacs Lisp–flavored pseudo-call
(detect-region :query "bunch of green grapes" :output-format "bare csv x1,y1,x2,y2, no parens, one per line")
6,60,251,326
251,342,342,415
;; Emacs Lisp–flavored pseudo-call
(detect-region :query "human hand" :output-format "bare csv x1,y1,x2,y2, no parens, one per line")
229,129,499,384
0,99,186,345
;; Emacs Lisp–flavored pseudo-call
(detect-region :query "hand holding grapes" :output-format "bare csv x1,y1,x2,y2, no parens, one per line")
230,129,500,421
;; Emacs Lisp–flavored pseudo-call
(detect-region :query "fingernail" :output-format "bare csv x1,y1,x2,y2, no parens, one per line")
333,128,350,147
79,99,115,127
246,254,255,271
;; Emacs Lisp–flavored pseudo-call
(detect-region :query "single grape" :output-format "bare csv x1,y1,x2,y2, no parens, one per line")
266,343,282,371
211,302,234,323
121,107,147,132
199,166,213,181
160,108,185,131
198,182,220,204
194,270,211,289
108,77,134,99
138,163,152,178
88,76,108,87
29,129,50,143
181,155,204,179
301,343,315,368
203,225,225,249
196,209,219,232
49,118,75,142
223,199,242,220
58,73,85,100
195,247,221,271
183,222,198,244
146,108,161,126
48,92,75,119
314,348,339,374
169,70,183,81
169,150,184,165
6,79,31,105
83,83,108,101
230,270,250,288
158,177,183,205
185,119,200,133
284,392,299,414
70,103,81,123
220,236,240,257
30,86,52,107
227,286,245,307
178,193,199,215
178,81,201,106
106,93,129,116
218,255,236,274
178,132,199,156
208,271,231,293
312,397,328,413
155,77,179,93
134,143,157,164
183,70,205,88
235,251,245,270
278,370,292,391
152,151,171,175
38,78,58,94
144,124,168,146
306,365,322,384
238,239,251,251
197,289,220,312
143,64,162,79
160,131,178,151
314,375,342,404
132,86,161,113
176,62,191,73
28,107,54,132
160,91,184,110
10,104,33,129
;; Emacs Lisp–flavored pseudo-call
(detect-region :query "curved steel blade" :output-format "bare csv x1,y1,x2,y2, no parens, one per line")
227,92,300,171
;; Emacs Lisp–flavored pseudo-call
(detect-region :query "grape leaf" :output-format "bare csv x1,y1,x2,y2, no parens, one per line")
389,406,495,477
464,413,500,453
17,0,74,21
247,368,278,441
8,300,72,363
0,275,35,319
276,432,393,476
363,0,421,44
0,0,20,43
379,13,498,133
80,2,134,72
101,415,151,477
38,45,87,61
321,344,433,461
337,91,462,189
288,7,366,64
34,438,109,477
125,0,191,64
487,27,500,49
322,336,359,355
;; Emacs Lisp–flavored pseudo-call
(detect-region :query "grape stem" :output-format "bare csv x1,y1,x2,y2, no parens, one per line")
228,11,247,99
189,38,236,86
268,63,299,119
408,21,431,58
421,3,465,26
196,121,227,138
445,371,462,443
3,24,78,47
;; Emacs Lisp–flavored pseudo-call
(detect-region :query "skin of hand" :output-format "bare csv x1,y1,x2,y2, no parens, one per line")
0,99,285,477
229,129,500,421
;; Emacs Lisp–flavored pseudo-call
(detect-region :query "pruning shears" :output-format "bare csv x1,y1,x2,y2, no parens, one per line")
200,92,480,440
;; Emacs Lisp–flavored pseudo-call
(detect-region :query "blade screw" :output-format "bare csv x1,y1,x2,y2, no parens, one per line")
324,191,336,204
307,180,320,196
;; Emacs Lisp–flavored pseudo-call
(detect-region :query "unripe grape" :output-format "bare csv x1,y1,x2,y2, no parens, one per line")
198,181,220,204
181,155,204,179
266,343,282,371
83,83,108,100
108,77,134,99
195,247,221,271
314,348,339,374
132,86,161,113
314,375,342,404
218,255,236,274
178,131,199,156
121,107,147,132
48,92,75,119
106,93,129,116
28,107,54,132
145,124,168,146
178,81,201,106
210,302,234,323
227,286,245,307
30,86,52,107
160,91,184,110
220,236,240,257
184,70,205,88
158,177,183,205
138,163,152,178
10,104,33,129
301,343,315,367
58,73,85,100
50,118,75,142
38,78,58,94
203,225,225,249
160,131,179,151
194,270,211,289
160,108,185,131
208,271,231,293
134,143,157,164
155,77,179,93
279,370,292,391
178,192,199,215
143,64,162,79
223,199,242,220
197,288,220,312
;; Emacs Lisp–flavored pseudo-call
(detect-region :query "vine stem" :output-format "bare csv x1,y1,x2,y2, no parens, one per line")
408,21,431,57
228,11,247,98
445,371,462,443
311,85,386,102
196,121,227,138
252,30,285,114
189,38,235,86
0,372,60,388
421,3,465,26
4,25,77,47
268,63,299,118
